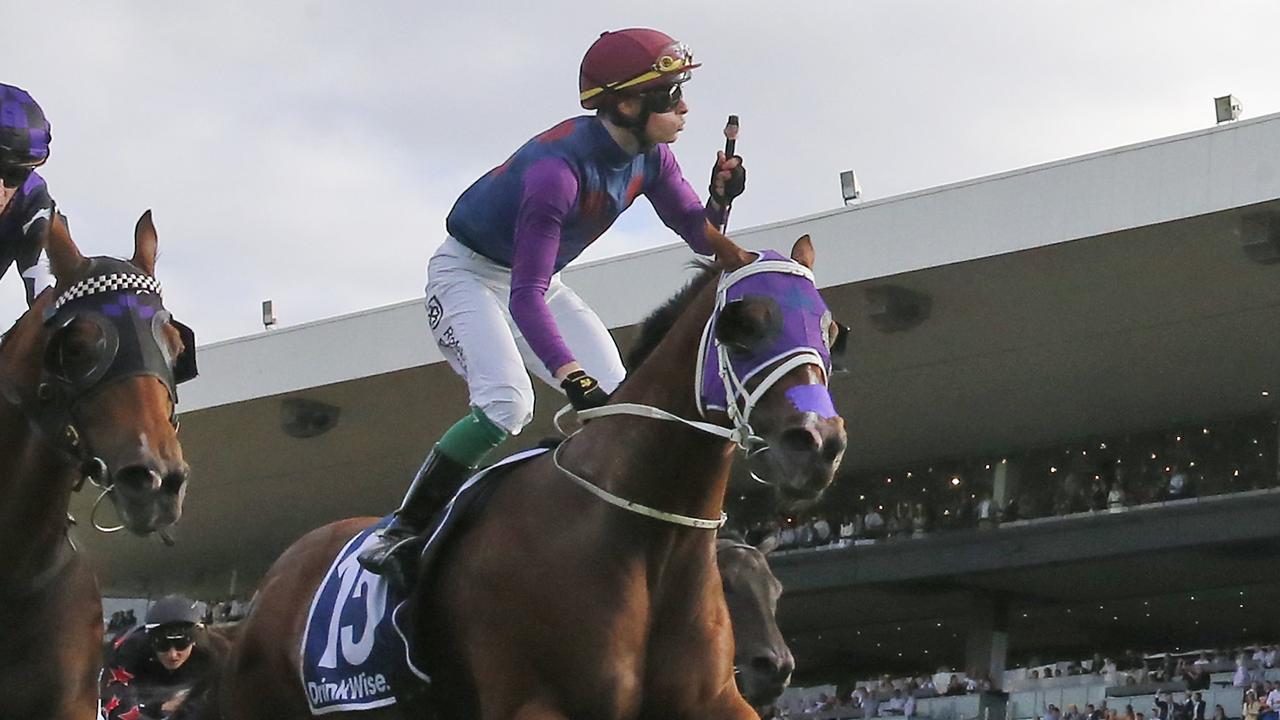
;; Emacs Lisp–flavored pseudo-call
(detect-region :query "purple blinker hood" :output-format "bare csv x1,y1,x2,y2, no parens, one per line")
695,250,838,424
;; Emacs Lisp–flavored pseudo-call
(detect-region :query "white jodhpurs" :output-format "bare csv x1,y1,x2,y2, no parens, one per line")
424,236,626,435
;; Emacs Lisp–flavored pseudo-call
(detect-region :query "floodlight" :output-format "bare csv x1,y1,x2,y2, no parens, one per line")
1215,95,1242,124
262,299,277,330
840,170,861,205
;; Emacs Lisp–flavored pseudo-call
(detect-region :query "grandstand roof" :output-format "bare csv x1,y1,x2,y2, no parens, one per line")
76,112,1280,671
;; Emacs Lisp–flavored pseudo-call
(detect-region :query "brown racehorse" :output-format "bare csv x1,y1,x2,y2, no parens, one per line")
213,233,845,720
0,211,194,720
717,534,793,717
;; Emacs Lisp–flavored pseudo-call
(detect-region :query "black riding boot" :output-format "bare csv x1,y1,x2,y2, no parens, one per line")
357,447,472,583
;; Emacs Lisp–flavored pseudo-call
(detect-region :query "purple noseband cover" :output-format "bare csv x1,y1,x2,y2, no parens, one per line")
785,384,838,419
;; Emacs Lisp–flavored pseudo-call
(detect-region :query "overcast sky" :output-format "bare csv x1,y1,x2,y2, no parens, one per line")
5,1,1279,342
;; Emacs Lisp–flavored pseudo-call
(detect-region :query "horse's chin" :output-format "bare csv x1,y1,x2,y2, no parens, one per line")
110,495,182,536
737,671,789,710
743,685,788,713
771,480,828,512
749,447,839,506
753,704,781,720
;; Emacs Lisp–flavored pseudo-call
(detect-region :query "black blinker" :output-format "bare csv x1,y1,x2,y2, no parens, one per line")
831,322,850,356
829,321,851,374
170,319,198,384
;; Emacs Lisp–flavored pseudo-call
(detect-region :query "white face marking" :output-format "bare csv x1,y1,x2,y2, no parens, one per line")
138,432,155,459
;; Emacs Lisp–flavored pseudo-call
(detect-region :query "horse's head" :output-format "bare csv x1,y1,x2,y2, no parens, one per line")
702,233,848,503
718,535,793,711
1,211,195,535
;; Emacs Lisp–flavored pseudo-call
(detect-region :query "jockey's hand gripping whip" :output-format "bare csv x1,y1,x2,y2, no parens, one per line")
720,115,739,233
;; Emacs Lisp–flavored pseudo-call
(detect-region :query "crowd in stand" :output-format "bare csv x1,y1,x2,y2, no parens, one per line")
729,415,1279,551
102,596,249,639
104,609,138,638
780,644,1280,720
203,597,249,624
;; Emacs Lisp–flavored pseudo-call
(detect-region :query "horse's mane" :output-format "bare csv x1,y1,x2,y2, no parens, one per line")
624,259,720,371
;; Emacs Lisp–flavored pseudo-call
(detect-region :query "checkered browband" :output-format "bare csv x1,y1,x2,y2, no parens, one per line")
52,273,163,312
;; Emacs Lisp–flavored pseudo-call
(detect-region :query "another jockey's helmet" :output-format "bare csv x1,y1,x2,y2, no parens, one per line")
145,595,201,629
0,83,51,169
579,29,699,110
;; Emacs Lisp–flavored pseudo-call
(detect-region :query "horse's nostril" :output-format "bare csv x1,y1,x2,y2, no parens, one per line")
115,465,161,492
751,655,780,676
778,657,795,682
779,427,820,454
822,436,845,463
162,468,188,493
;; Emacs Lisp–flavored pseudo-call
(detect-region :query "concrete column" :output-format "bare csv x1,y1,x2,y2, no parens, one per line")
964,593,1010,690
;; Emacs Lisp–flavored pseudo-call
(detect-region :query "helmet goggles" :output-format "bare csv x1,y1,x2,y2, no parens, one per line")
640,83,684,114
579,43,697,106
150,626,195,652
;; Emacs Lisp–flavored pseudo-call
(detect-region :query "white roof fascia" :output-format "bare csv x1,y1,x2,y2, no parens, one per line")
180,112,1280,412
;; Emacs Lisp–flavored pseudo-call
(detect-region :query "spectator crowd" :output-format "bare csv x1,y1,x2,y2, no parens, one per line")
779,643,1280,720
729,415,1279,551
104,609,138,638
102,596,250,639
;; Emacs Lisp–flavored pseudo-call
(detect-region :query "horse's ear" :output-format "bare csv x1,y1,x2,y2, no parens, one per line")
44,211,86,281
705,222,752,270
132,209,158,276
790,234,815,269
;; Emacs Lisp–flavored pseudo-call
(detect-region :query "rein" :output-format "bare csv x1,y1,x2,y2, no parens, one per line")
551,439,727,529
551,255,833,530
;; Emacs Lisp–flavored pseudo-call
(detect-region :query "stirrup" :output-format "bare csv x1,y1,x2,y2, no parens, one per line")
359,525,425,576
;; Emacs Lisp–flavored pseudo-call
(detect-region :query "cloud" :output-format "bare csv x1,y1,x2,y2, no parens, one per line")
4,1,1280,339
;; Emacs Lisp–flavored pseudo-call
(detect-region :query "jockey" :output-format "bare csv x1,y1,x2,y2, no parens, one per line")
101,595,215,719
0,83,56,306
359,28,746,579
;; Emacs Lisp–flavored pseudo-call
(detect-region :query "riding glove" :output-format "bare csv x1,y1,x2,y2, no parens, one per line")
562,370,610,412
709,154,746,207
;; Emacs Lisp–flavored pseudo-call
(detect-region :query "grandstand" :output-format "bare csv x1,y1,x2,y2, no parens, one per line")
78,110,1280,716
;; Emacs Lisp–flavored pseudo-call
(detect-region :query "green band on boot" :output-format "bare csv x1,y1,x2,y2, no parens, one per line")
436,406,509,468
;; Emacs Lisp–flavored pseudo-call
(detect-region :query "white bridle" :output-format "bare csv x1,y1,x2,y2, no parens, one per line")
552,257,833,529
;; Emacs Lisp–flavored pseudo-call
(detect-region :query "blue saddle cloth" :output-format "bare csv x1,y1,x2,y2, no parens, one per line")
299,447,549,715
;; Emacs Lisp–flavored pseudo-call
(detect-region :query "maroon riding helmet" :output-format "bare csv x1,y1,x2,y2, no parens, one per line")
579,28,700,109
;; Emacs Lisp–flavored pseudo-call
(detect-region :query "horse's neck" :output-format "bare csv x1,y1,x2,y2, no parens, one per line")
0,403,76,582
570,288,732,528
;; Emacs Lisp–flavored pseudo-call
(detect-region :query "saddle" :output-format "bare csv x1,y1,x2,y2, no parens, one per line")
299,447,547,714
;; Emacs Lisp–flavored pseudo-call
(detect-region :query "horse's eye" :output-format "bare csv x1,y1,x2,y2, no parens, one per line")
716,298,781,354
48,321,107,383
